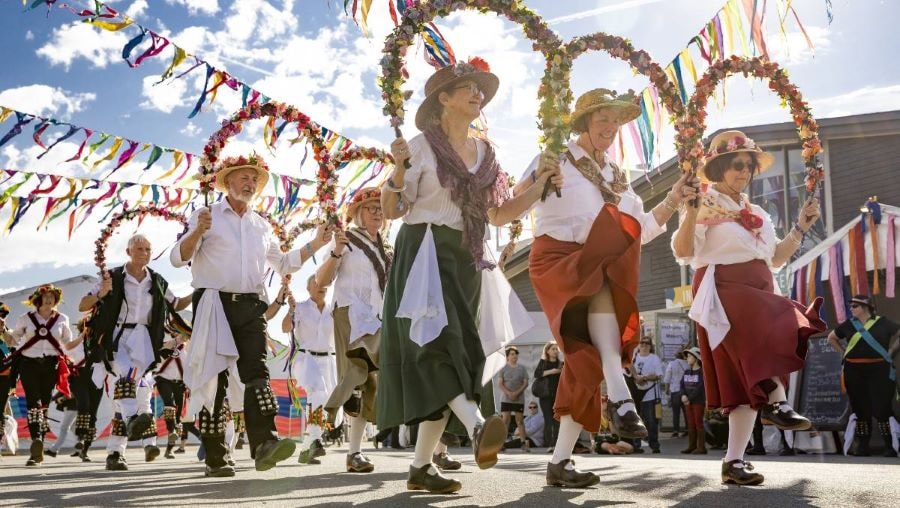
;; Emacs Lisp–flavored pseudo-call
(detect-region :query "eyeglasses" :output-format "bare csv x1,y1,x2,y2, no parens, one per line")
729,160,758,173
849,303,862,309
452,83,482,96
362,205,383,215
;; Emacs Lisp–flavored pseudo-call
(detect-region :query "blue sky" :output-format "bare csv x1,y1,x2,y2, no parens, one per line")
0,0,898,315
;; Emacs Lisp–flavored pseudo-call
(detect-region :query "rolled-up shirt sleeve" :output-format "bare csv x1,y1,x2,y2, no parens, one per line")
171,209,203,267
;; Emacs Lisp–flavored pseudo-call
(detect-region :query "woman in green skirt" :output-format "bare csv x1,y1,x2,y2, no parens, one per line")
380,58,562,494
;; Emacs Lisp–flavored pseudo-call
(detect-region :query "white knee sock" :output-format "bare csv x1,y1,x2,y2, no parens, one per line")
143,435,158,447
725,405,757,464
348,414,367,455
550,415,583,467
107,435,127,455
435,442,448,455
412,412,449,470
588,313,635,414
447,394,485,438
225,419,235,452
50,410,76,453
767,377,787,404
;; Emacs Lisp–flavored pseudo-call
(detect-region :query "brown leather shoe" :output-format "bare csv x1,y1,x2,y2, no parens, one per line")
760,402,812,431
472,415,506,470
407,464,462,494
721,460,764,486
546,459,600,488
346,452,375,473
433,451,462,471
254,439,296,471
607,399,648,439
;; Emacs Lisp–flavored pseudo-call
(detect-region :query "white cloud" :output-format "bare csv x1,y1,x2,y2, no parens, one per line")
35,23,129,71
126,0,149,18
165,0,220,16
0,84,96,120
766,26,831,65
180,121,203,137
139,75,188,113
25,30,34,41
812,84,900,118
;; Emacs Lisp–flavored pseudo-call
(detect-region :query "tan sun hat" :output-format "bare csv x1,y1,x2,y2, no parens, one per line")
571,88,642,133
415,58,499,131
699,130,775,183
214,152,270,195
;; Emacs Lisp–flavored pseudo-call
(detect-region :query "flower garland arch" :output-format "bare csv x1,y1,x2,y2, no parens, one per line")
94,205,188,276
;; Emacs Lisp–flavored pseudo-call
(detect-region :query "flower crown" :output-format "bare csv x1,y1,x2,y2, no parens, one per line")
707,135,761,158
452,57,491,77
349,188,381,206
219,152,270,173
0,302,9,319
26,284,63,306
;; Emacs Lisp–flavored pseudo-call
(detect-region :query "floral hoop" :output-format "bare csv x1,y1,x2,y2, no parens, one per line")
380,0,561,129
676,56,824,192
200,101,342,225
94,205,188,276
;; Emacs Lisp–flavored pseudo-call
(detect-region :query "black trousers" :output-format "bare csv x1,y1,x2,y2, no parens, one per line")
155,377,186,433
539,396,558,447
19,356,58,439
845,362,895,422
193,290,277,467
72,367,102,430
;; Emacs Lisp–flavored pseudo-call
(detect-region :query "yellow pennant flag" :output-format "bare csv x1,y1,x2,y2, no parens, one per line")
4,197,19,233
0,107,13,123
92,137,124,170
157,151,184,181
85,18,135,32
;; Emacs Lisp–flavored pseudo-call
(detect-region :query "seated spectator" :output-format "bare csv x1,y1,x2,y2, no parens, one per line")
503,402,544,450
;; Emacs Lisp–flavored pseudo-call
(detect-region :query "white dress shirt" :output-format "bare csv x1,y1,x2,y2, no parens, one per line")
392,133,486,230
171,199,306,297
632,352,664,402
90,267,177,325
332,230,385,344
527,140,666,245
292,299,335,353
10,311,73,358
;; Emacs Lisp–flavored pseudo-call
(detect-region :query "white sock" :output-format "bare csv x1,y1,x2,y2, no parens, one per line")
434,442,448,455
119,398,138,420
550,415,582,467
725,405,757,464
588,313,635,415
51,411,76,453
412,412,449,469
301,424,324,451
767,377,787,404
107,435,127,455
347,414,367,455
447,394,485,438
225,419,235,452
143,435,157,447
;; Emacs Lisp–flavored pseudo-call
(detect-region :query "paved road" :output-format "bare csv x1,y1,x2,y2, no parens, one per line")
1,438,897,507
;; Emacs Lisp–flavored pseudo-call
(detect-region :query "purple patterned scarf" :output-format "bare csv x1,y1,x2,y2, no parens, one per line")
424,125,510,270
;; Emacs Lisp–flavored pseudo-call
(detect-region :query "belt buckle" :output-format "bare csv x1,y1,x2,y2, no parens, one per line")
231,293,241,303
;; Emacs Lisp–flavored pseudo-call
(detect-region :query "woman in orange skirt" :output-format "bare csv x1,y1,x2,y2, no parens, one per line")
519,88,699,487
672,130,825,485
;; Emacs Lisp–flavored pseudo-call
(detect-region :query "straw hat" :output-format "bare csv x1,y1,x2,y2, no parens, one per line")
214,152,270,195
571,88,642,133
415,57,499,131
344,187,382,224
699,130,775,183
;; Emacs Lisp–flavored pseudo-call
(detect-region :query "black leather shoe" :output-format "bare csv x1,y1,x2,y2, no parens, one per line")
254,439,296,471
45,449,57,458
407,464,462,494
27,439,44,465
721,460,764,486
607,399,649,439
205,465,236,477
433,451,462,471
105,452,129,471
346,452,375,473
144,445,160,462
472,415,506,470
760,402,811,431
126,413,153,441
546,459,600,488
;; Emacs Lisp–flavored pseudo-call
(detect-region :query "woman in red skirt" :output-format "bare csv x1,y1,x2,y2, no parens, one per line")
672,130,825,485
520,89,699,487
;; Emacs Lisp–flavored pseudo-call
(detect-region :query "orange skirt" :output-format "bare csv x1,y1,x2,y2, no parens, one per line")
529,204,642,432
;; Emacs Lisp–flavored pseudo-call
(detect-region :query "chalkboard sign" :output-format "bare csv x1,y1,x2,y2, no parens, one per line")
797,336,850,431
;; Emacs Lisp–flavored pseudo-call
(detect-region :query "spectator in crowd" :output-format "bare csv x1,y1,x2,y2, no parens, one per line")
533,342,562,452
499,347,530,452
503,401,545,450
664,347,690,438
827,295,899,457
680,347,706,454
705,409,729,450
594,397,634,455
631,337,663,453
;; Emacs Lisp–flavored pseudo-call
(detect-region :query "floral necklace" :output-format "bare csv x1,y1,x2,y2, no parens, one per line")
698,187,765,240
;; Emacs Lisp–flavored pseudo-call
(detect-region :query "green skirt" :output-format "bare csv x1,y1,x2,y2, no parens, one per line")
377,223,494,430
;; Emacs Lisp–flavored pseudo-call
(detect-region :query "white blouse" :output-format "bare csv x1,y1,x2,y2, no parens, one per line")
392,133,486,230
527,140,666,245
672,187,779,269
292,299,335,353
9,311,73,358
331,230,386,344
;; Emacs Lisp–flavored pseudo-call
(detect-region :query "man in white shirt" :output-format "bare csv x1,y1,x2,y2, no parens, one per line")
663,348,690,438
80,234,191,471
171,153,332,477
631,337,664,453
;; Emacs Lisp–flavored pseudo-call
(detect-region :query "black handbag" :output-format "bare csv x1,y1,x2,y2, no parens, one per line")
531,376,551,398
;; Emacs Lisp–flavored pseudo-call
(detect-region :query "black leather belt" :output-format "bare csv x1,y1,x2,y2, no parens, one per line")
220,291,260,303
298,349,335,357
120,323,138,329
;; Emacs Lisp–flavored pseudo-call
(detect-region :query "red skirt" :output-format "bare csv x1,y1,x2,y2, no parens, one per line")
693,260,825,411
529,204,642,432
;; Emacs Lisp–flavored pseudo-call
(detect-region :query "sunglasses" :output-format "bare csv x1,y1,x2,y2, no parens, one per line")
849,303,863,309
452,83,482,96
528,405,538,409
729,160,759,173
